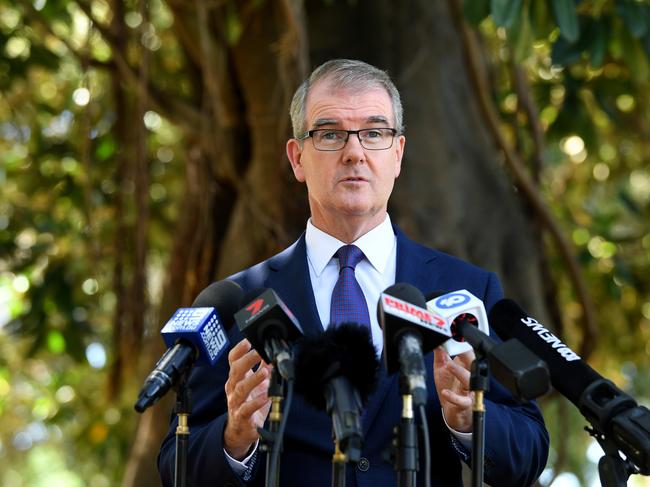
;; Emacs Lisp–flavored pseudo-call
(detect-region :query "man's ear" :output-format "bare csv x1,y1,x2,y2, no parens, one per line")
286,138,306,182
394,134,405,178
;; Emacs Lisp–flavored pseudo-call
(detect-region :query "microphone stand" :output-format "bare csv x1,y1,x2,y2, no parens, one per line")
331,441,347,487
396,386,418,487
259,367,284,487
469,354,489,487
174,375,191,487
591,429,637,487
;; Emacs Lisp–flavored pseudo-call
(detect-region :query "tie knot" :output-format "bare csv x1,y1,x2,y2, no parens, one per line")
336,245,365,270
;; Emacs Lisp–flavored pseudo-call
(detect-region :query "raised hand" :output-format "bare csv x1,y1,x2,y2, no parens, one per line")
223,339,273,460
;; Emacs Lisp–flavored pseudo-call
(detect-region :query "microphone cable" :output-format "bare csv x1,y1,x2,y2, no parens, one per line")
418,403,432,487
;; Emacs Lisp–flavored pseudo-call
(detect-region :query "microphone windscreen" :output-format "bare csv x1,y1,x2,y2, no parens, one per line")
191,280,244,328
383,283,427,307
295,323,378,411
241,287,268,306
425,290,445,300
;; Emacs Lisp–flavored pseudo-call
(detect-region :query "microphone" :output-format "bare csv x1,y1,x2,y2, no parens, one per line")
426,290,491,356
378,283,452,406
427,290,550,401
489,299,650,474
234,288,304,380
134,280,244,412
294,323,378,463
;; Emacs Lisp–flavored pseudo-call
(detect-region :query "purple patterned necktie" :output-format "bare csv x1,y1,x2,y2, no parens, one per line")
330,245,371,329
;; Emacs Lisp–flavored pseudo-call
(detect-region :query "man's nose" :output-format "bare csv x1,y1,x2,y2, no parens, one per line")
342,133,365,164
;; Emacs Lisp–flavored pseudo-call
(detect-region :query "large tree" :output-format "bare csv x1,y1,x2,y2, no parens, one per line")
2,1,649,486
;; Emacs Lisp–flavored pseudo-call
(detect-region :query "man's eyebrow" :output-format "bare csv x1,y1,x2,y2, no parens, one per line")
366,115,390,124
312,118,340,127
311,115,391,127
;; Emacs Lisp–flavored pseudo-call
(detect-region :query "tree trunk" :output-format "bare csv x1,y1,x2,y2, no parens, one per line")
306,0,548,319
121,2,308,486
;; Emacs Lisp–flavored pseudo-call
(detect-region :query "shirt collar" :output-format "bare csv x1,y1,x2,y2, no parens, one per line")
305,214,395,277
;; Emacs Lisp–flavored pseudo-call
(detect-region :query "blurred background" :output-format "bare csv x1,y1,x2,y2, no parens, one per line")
1,0,649,486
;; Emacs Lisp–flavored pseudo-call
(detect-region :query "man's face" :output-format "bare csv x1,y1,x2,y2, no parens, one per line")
286,81,405,234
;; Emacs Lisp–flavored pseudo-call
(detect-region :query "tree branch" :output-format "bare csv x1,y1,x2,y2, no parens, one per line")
513,64,545,183
73,0,204,128
448,0,598,358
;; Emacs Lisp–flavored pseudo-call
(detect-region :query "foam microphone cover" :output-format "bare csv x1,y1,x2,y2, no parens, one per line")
192,279,245,318
294,323,379,411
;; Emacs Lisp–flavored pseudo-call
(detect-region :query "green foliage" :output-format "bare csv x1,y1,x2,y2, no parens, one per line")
0,0,184,484
550,0,580,42
491,0,524,28
475,0,650,483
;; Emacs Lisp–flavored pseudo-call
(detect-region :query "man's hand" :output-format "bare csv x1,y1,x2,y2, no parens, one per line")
223,339,272,460
433,348,475,433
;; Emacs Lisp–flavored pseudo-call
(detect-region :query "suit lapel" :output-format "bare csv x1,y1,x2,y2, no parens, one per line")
264,234,324,337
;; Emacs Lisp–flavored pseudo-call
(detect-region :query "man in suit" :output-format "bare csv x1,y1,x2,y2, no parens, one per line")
158,59,549,486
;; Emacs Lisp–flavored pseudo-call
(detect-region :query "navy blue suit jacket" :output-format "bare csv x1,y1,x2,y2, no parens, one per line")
158,227,549,486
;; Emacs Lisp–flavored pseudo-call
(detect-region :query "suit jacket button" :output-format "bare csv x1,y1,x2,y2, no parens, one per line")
357,457,370,472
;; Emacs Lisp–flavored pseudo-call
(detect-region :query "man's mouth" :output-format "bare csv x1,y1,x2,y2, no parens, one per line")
341,176,367,182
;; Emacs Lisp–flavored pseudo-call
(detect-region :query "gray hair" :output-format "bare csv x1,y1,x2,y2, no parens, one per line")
289,59,404,139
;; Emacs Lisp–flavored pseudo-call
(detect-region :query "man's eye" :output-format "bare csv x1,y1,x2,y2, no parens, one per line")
320,131,342,140
364,130,382,138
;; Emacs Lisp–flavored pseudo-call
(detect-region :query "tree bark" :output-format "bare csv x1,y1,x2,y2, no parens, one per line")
121,2,308,485
306,0,548,318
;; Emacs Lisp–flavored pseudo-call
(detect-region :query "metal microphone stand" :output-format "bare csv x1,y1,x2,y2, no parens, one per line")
174,376,191,487
591,428,638,487
331,441,347,487
470,354,489,487
396,389,418,487
259,367,284,487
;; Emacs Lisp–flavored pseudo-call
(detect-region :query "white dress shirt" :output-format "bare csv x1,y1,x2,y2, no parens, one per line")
305,214,396,355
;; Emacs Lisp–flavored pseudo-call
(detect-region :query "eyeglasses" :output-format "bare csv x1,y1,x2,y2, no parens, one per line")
298,128,398,151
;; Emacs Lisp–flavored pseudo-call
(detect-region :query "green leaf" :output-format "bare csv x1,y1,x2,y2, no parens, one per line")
643,31,650,59
550,0,580,43
464,0,491,25
530,0,554,39
617,0,647,39
95,138,116,161
508,2,533,62
585,17,608,68
551,34,583,65
491,0,523,28
47,330,66,354
641,7,650,58
621,28,649,82
550,14,604,66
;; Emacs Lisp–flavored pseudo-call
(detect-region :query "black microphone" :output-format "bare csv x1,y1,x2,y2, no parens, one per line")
134,279,244,412
378,283,452,406
234,288,304,380
294,323,379,463
490,299,650,474
427,290,550,401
